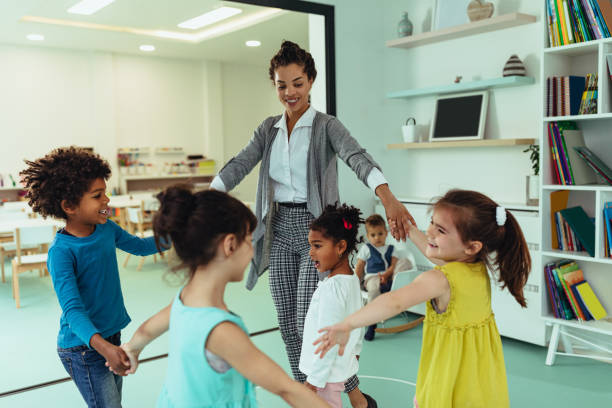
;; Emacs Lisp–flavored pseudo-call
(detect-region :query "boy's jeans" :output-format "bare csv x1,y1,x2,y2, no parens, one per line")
57,332,123,408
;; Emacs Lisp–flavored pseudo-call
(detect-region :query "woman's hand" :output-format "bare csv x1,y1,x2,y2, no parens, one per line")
313,322,352,358
376,185,415,241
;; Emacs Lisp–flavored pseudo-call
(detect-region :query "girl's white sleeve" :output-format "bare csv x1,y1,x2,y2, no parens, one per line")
306,281,347,388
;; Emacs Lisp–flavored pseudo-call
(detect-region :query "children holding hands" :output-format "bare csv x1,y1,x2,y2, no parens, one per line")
314,189,531,408
21,147,164,407
116,186,329,408
355,214,398,340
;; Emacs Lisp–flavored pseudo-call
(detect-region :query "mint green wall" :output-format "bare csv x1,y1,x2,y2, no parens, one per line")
318,0,542,218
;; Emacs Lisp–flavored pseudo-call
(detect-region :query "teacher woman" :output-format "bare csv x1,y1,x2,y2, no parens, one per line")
210,41,413,408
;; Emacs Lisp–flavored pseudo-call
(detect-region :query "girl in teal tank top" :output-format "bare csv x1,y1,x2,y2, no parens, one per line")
111,187,329,408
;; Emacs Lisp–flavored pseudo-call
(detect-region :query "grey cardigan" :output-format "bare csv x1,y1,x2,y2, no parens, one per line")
218,110,382,290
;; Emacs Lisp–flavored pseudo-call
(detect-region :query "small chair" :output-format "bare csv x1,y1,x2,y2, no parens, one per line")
0,212,33,282
11,225,57,308
123,202,161,271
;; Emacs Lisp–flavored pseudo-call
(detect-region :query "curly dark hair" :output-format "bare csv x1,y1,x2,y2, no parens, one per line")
20,147,111,219
153,185,257,279
310,203,364,259
268,40,317,83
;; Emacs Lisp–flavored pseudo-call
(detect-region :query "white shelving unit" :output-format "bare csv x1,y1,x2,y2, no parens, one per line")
540,2,612,365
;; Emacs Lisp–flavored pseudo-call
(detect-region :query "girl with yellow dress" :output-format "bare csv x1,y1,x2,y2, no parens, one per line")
313,189,531,407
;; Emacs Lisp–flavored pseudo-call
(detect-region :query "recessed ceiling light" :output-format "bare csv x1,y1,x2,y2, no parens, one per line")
68,0,115,16
178,7,242,30
139,45,155,52
26,34,45,41
245,40,261,47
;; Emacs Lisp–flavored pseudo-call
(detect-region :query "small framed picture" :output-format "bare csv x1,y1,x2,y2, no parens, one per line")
431,0,471,31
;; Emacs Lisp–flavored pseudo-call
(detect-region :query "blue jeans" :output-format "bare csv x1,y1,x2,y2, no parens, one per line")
58,332,123,408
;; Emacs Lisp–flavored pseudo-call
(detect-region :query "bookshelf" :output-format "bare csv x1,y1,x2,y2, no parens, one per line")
541,1,612,365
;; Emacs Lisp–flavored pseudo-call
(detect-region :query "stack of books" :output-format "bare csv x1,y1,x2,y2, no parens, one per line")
604,202,612,258
546,0,612,46
553,205,595,256
545,75,598,117
544,260,607,321
547,122,612,185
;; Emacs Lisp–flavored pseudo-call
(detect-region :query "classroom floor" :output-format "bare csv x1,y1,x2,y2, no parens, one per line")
1,251,611,407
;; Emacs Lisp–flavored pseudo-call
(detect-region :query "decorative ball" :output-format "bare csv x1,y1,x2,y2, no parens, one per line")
503,54,526,77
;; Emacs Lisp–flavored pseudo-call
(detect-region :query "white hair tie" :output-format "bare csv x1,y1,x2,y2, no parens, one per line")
496,206,507,226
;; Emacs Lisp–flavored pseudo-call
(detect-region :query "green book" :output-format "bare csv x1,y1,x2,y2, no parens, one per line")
559,206,595,256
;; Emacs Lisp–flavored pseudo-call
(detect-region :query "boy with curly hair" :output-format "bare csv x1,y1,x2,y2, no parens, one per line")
21,147,161,407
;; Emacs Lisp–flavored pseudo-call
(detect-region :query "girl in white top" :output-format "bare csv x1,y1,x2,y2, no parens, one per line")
300,203,372,408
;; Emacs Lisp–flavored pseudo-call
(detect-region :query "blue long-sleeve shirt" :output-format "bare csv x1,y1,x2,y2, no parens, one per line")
48,219,160,348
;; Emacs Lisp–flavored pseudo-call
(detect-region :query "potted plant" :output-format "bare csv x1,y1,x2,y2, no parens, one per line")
523,144,539,205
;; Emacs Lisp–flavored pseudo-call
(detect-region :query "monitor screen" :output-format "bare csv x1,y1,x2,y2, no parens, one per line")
431,92,487,141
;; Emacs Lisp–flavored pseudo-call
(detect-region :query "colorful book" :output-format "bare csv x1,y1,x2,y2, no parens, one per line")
550,190,570,249
552,263,576,319
544,263,562,318
571,283,593,320
604,202,612,257
560,206,596,256
558,263,587,320
595,0,612,36
561,130,597,184
574,146,612,183
574,281,608,320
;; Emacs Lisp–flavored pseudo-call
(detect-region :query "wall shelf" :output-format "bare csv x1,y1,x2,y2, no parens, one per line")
386,13,537,49
387,76,535,99
387,138,535,150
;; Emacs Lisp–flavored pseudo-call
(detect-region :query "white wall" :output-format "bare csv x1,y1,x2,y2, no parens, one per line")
0,44,274,195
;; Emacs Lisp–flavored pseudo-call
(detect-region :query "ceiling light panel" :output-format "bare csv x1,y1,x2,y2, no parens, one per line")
26,34,45,41
178,7,242,30
245,40,261,47
68,0,116,16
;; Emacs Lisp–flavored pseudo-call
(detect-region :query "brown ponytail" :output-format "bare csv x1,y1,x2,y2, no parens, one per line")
434,189,531,307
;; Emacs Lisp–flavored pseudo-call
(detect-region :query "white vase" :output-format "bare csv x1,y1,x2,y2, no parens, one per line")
526,175,540,206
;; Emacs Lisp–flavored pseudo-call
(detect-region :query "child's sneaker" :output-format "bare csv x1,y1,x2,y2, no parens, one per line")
364,324,376,341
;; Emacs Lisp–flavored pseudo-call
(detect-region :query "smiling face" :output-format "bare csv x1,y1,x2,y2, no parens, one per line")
366,224,388,247
68,178,110,227
425,206,481,263
274,63,313,116
308,229,344,272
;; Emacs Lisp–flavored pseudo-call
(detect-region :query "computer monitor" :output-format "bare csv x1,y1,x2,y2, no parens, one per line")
429,90,488,142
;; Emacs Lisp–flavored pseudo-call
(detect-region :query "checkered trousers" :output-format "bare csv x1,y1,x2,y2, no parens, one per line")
269,205,359,393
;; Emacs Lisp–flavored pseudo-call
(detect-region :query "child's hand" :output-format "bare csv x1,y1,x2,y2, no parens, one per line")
380,274,388,285
313,322,351,358
120,343,141,375
102,344,131,376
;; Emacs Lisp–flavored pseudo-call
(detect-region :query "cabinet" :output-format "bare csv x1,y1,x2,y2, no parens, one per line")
540,3,612,365
375,199,546,345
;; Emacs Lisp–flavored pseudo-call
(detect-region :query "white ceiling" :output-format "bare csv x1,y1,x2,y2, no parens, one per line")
0,0,310,64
